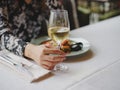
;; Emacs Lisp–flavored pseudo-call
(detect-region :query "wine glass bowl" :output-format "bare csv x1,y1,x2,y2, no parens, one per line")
48,10,70,46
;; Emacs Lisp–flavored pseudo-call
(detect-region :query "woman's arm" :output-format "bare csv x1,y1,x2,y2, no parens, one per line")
0,1,28,56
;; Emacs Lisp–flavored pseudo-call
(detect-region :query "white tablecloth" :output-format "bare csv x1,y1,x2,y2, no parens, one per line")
67,59,120,90
0,16,120,90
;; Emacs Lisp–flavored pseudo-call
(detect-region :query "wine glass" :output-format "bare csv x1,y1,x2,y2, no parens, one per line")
48,10,70,72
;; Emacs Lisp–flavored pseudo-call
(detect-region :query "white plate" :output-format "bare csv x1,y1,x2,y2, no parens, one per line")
66,37,90,56
31,36,90,57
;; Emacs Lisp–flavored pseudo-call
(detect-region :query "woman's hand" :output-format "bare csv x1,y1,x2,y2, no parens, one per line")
24,43,66,70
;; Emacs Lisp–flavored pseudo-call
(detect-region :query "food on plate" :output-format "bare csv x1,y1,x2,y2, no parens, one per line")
60,39,71,53
40,39,83,53
70,42,83,51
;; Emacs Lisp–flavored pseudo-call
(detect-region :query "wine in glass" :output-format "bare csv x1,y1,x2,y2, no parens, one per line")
48,10,70,72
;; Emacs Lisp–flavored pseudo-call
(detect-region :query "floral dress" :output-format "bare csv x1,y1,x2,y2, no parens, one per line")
0,0,63,56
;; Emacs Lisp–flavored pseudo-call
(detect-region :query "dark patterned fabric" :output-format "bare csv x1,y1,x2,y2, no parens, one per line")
0,0,63,56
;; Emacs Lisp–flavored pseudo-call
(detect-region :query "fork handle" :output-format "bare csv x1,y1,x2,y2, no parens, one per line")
0,56,15,66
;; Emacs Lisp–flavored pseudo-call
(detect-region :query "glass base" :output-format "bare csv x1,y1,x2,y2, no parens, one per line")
52,63,69,72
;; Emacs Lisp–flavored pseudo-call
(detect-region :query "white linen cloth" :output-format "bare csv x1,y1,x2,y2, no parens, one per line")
0,50,50,82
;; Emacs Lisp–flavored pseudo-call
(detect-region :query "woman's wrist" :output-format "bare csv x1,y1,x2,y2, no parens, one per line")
24,43,35,59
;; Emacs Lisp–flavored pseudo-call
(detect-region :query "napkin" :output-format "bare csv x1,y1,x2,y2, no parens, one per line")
0,50,50,82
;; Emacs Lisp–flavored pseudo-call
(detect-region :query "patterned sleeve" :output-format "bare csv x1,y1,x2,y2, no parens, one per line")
0,1,28,56
46,0,63,9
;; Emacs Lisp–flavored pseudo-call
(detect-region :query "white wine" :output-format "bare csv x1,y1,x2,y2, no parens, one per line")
48,26,70,44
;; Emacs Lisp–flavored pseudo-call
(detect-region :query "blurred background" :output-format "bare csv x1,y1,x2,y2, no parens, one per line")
62,0,120,30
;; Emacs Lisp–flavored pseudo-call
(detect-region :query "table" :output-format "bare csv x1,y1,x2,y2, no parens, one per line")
0,15,120,90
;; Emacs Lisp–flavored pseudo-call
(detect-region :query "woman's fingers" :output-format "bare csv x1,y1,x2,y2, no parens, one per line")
39,54,66,70
41,60,57,70
40,55,66,70
44,43,53,48
43,48,65,55
43,55,66,62
41,64,54,70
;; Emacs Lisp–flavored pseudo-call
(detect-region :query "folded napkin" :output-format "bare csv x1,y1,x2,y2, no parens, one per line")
0,50,50,82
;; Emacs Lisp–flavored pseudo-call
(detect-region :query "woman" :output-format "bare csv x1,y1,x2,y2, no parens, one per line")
0,0,66,70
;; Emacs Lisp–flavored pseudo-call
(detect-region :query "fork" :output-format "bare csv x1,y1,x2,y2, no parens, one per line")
0,54,33,77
